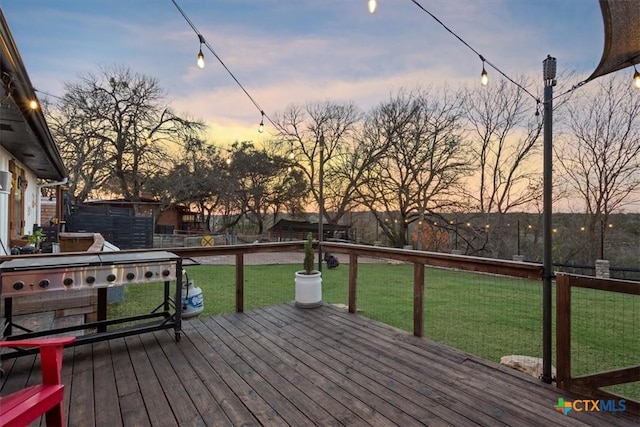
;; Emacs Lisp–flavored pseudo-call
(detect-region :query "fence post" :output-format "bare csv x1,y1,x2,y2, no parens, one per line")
413,262,425,337
556,273,571,389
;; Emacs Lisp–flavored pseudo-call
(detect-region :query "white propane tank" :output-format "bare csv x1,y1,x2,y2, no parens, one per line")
181,270,204,318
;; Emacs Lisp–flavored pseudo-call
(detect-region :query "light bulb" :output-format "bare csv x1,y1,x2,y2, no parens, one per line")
258,111,265,133
28,99,38,110
634,68,640,90
197,49,205,69
480,67,489,86
368,0,377,14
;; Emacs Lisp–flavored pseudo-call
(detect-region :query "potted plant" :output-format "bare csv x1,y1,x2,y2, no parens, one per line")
294,233,322,308
24,229,46,253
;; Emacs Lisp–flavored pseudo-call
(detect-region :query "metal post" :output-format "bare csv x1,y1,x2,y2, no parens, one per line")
454,220,458,250
318,134,324,272
517,219,521,256
417,207,424,250
600,218,605,259
542,55,556,384
376,218,379,241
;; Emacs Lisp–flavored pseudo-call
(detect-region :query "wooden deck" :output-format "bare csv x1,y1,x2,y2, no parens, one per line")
1,303,637,426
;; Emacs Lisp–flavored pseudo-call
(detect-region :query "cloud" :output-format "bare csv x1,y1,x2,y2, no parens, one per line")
4,0,605,147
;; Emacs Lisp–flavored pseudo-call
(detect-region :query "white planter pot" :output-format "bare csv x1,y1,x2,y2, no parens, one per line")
294,270,322,308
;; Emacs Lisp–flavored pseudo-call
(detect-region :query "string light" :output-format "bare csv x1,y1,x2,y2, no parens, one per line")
287,141,295,160
173,0,286,135
2,75,45,110
633,65,640,90
258,111,265,133
407,0,538,101
480,57,489,86
368,0,377,14
196,34,205,69
34,88,63,101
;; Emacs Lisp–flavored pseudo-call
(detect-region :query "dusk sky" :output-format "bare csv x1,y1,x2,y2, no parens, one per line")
1,1,609,145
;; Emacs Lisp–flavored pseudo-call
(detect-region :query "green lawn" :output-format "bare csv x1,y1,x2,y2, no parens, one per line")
109,263,639,400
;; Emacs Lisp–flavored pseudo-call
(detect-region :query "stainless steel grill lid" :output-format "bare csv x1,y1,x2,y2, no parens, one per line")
0,251,180,271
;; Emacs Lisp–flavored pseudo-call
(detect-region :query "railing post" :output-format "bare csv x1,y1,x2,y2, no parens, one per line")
556,273,571,389
349,252,358,313
236,253,244,313
348,253,358,313
413,262,424,337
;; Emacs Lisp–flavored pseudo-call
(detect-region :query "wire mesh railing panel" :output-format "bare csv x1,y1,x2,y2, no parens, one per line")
181,265,236,315
571,287,640,400
347,262,544,364
348,262,415,332
423,267,542,363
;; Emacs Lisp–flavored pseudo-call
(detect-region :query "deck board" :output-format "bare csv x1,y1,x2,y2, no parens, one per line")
1,303,637,426
246,308,455,426
92,340,121,427
290,305,559,425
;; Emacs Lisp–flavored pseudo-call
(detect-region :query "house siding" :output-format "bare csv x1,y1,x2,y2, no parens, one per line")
0,147,43,252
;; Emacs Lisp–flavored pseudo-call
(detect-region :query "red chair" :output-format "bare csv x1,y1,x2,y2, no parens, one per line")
0,337,76,427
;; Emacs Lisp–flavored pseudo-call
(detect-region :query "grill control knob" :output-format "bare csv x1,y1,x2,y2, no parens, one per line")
107,274,116,282
161,269,171,277
63,278,74,287
126,272,135,280
86,276,96,284
39,279,50,289
144,271,153,278
12,281,24,291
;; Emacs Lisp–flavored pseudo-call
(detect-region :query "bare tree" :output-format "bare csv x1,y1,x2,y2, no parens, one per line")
274,101,362,225
48,97,111,204
262,140,308,222
50,65,204,205
146,138,228,231
464,78,543,257
556,75,640,263
226,141,304,234
358,88,471,247
322,126,392,232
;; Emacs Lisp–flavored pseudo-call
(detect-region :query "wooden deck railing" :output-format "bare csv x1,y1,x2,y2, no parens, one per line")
167,241,543,336
556,273,639,416
169,241,305,313
320,242,543,337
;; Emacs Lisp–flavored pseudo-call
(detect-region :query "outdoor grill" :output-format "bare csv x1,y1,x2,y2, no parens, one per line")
0,251,183,359
1,251,178,295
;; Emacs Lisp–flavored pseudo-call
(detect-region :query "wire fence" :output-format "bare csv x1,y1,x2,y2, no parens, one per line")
569,286,639,400
340,263,544,366
180,256,545,369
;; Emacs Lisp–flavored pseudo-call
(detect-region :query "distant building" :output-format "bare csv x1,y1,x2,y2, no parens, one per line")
269,219,350,241
80,198,205,234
